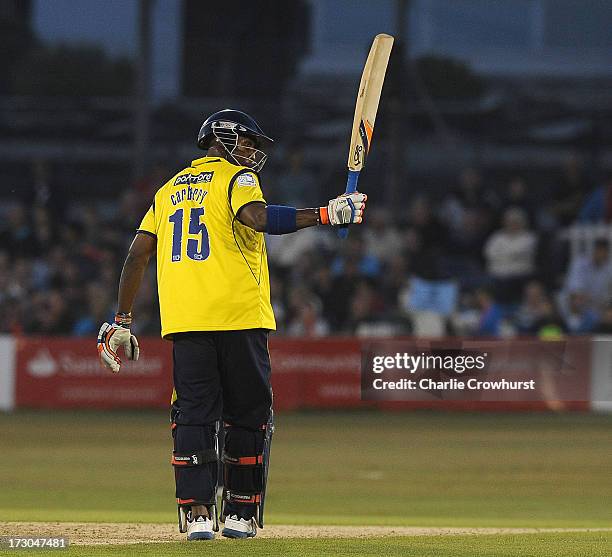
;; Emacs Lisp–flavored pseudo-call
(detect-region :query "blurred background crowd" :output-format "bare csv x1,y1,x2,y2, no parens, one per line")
2,1,612,339
2,155,612,339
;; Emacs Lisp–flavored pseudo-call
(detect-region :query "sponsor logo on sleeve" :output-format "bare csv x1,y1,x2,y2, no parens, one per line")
174,172,214,186
236,173,257,187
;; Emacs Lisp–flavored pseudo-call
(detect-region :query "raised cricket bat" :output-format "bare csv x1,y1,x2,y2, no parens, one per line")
338,33,394,238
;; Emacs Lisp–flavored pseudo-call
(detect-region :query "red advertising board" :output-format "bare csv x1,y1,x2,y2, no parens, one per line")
269,337,366,410
14,336,367,411
15,337,174,408
14,336,592,411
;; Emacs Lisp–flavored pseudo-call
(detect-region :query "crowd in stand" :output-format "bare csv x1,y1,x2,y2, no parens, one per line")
2,155,612,338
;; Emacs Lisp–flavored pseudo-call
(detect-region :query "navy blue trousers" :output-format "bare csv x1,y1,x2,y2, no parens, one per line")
171,329,272,509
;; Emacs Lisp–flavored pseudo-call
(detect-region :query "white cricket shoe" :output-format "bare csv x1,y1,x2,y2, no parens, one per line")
222,514,257,538
186,511,215,540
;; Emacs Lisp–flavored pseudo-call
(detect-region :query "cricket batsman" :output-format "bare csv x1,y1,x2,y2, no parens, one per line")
96,109,366,540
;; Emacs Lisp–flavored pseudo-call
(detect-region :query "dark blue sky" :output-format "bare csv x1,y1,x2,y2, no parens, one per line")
32,0,612,98
34,0,182,98
34,0,139,56
33,0,399,98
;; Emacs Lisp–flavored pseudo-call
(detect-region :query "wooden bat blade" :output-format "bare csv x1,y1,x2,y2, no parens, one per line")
338,34,393,240
347,33,394,172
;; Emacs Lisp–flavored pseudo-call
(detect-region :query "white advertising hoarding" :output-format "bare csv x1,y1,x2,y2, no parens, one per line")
0,336,16,411
590,337,612,412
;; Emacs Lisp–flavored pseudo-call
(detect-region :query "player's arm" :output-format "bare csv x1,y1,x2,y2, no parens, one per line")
237,192,367,234
97,232,156,373
117,232,157,313
237,203,319,231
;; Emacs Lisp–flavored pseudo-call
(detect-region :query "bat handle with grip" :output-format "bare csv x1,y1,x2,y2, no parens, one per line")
337,170,361,239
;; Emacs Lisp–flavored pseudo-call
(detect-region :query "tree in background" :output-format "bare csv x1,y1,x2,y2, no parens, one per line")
0,0,36,95
414,55,484,100
12,44,133,97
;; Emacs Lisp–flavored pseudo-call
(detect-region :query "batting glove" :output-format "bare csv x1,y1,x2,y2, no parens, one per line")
97,315,139,373
320,192,367,226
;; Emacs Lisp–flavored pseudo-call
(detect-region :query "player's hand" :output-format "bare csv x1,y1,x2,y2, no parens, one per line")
324,192,367,226
97,322,139,373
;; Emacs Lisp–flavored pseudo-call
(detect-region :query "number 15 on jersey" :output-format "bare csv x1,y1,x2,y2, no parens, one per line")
168,207,210,262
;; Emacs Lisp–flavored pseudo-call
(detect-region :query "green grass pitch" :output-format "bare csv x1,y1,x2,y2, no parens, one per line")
0,409,610,556
1,533,611,557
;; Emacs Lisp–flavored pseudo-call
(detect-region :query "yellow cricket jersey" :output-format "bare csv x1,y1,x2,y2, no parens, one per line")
137,156,276,338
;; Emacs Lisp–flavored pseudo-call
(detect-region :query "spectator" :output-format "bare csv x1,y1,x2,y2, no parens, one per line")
274,145,316,206
3,257,31,301
72,283,114,336
503,177,537,226
331,234,381,278
328,258,362,331
484,207,537,305
562,238,612,312
514,281,559,335
474,288,506,337
310,264,335,326
286,287,329,337
25,290,72,335
345,280,386,335
441,168,499,245
549,153,591,226
595,301,612,334
362,208,403,264
379,254,409,311
441,167,498,226
0,203,36,258
398,198,458,336
0,156,608,340
450,291,478,336
559,291,599,335
445,207,489,288
266,226,329,274
577,175,612,223
406,196,458,289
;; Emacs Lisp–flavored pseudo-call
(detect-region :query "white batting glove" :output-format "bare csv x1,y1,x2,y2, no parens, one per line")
321,192,367,226
97,322,139,373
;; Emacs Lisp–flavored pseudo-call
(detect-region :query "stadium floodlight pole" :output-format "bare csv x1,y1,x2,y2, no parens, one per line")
386,0,409,208
133,0,153,182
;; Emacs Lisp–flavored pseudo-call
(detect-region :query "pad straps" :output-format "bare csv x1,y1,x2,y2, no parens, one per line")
171,449,218,467
222,452,264,466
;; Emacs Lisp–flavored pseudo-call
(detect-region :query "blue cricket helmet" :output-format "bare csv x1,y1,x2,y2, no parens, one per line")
197,109,274,150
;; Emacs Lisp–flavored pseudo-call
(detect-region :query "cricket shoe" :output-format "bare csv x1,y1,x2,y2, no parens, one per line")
186,511,215,540
222,515,257,539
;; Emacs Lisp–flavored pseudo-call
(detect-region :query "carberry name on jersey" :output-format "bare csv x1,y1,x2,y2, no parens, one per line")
171,186,209,206
174,171,214,186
